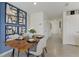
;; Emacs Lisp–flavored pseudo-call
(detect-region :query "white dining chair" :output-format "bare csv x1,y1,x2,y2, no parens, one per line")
28,35,48,57
22,32,33,39
43,36,48,53
22,33,28,37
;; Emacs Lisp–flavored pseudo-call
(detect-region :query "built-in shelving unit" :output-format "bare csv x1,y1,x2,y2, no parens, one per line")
5,3,27,39
0,2,27,53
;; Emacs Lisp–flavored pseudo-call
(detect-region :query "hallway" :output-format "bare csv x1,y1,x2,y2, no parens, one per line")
46,34,79,57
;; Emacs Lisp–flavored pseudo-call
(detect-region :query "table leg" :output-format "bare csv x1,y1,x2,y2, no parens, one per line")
27,49,29,57
18,50,20,57
11,49,15,57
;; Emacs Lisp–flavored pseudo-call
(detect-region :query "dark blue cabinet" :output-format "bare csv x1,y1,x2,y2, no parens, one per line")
0,2,27,54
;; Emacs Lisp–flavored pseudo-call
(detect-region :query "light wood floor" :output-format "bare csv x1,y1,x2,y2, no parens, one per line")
46,34,79,57
3,34,79,57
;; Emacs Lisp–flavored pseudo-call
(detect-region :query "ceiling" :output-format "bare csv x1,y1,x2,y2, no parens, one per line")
10,2,67,19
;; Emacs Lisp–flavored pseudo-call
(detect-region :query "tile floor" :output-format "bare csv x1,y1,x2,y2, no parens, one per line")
3,34,79,57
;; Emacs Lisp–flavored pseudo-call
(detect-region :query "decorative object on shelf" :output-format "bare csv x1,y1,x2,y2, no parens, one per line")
6,26,17,35
6,34,20,42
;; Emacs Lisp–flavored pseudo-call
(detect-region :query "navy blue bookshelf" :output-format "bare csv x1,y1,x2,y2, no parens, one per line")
0,2,27,54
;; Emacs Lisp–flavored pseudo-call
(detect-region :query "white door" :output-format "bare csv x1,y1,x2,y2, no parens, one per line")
63,15,79,45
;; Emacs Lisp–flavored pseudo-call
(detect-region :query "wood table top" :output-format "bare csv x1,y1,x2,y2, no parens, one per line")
6,39,36,52
5,35,44,52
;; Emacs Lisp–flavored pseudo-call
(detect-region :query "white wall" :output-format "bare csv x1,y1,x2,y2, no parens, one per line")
44,15,51,38
29,12,44,35
29,12,51,39
64,3,79,11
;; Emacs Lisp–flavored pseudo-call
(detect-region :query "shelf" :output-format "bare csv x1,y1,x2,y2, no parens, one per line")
5,26,17,35
5,3,27,41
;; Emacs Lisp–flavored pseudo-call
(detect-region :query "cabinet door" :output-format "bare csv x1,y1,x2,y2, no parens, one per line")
6,4,17,24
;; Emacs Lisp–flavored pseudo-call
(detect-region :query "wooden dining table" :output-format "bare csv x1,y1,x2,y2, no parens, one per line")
5,39,38,57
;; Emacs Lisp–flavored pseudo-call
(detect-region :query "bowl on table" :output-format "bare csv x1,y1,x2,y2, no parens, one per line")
36,35,44,39
27,39,36,43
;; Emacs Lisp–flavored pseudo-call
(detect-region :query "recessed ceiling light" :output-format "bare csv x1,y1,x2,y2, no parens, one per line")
33,2,37,5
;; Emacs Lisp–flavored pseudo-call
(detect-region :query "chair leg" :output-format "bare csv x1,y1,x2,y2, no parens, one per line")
36,56,39,57
41,48,45,57
44,47,47,53
41,53,45,57
27,49,30,57
25,51,28,56
11,49,15,57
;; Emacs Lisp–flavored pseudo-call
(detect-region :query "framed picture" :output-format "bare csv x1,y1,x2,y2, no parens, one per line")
59,21,61,28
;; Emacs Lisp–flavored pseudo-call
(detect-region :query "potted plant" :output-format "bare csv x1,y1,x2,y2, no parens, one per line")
28,29,36,38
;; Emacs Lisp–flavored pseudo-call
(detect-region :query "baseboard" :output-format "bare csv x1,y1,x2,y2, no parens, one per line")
0,49,13,57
